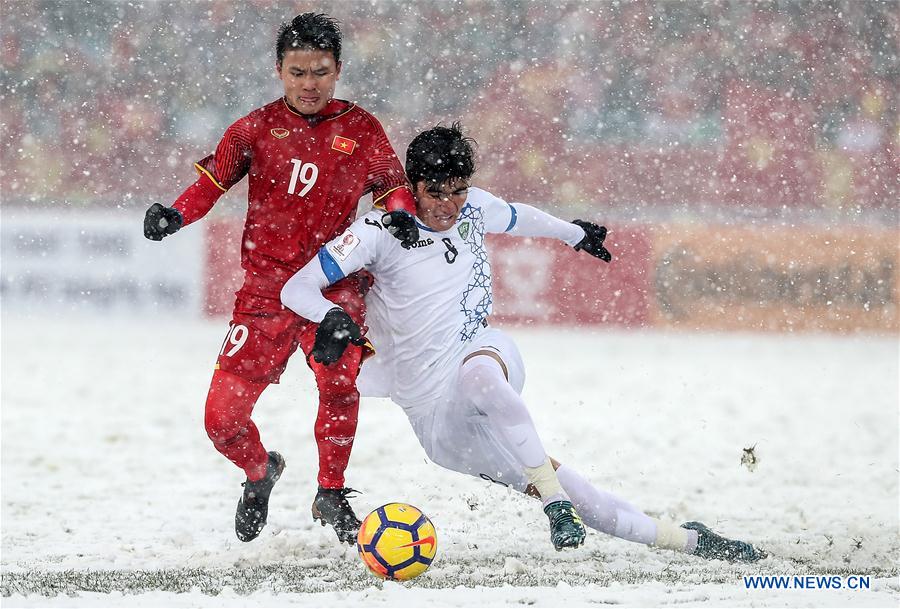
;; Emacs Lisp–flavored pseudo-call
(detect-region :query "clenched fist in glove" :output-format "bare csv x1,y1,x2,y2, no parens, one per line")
312,307,367,365
381,210,419,249
572,220,612,262
144,203,184,241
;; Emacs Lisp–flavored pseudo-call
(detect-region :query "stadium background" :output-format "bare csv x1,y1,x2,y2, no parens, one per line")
2,0,897,334
2,2,899,605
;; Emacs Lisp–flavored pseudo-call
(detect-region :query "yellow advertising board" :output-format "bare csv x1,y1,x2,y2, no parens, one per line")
651,225,898,333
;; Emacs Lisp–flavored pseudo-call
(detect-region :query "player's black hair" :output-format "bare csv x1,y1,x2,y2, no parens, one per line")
276,13,342,65
405,122,477,187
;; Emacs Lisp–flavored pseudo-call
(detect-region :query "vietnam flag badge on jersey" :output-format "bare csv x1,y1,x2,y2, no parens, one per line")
332,135,357,155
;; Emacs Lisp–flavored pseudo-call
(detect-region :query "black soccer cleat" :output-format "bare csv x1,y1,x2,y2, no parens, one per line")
235,451,285,542
544,500,587,551
681,521,767,562
311,486,362,545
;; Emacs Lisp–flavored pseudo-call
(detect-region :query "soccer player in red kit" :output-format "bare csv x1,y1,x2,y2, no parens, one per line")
142,13,418,545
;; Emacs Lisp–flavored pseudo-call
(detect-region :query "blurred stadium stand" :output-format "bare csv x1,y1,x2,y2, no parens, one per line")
1,0,896,224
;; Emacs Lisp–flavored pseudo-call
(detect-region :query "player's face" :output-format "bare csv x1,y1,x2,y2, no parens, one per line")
277,49,341,115
414,178,469,232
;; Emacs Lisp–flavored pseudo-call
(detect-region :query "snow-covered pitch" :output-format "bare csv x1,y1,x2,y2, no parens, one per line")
2,315,897,607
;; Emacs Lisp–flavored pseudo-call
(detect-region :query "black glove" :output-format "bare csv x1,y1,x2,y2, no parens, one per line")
381,210,419,248
572,220,612,262
144,203,184,241
312,307,367,365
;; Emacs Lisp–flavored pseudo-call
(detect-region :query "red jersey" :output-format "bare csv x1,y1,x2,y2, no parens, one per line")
172,98,413,299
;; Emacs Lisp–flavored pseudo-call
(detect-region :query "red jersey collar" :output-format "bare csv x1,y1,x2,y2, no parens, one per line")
282,97,355,125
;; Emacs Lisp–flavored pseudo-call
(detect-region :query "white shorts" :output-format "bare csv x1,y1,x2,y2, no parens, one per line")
409,328,531,492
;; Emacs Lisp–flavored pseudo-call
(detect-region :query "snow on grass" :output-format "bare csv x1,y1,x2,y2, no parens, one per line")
2,315,897,606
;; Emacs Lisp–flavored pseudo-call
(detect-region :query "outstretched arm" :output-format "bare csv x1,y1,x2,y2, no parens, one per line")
505,202,586,246
144,117,252,240
489,197,612,262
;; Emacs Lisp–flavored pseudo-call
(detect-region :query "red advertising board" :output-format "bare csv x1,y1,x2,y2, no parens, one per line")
487,228,652,327
202,218,897,334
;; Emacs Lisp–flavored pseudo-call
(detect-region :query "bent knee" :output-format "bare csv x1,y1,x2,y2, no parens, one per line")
459,361,516,411
204,394,251,444
204,408,247,444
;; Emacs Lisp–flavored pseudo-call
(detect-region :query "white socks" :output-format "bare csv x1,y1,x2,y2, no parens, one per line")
457,354,699,552
653,519,697,552
556,464,656,544
556,464,697,553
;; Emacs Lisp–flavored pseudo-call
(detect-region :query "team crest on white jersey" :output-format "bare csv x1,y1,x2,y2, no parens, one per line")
329,230,361,261
458,221,470,240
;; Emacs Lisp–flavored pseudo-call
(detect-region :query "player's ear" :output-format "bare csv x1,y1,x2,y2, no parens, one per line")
413,181,427,202
275,61,283,78
335,61,342,79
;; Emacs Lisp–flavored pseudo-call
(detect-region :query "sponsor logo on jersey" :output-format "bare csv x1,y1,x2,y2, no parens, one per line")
325,436,354,446
270,128,290,139
332,135,357,155
328,230,360,261
408,237,434,249
458,221,470,240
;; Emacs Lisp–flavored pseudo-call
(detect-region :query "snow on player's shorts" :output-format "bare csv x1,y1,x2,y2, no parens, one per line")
409,327,531,492
215,274,373,384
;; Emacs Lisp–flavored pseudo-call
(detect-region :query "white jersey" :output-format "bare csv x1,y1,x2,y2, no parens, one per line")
281,187,585,416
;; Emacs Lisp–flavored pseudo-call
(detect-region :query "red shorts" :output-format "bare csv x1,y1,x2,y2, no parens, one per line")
215,273,372,384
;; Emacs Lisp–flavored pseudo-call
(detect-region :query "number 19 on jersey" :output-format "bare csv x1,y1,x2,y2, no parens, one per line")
288,158,318,197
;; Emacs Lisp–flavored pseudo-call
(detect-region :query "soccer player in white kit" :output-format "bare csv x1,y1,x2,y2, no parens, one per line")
281,124,765,560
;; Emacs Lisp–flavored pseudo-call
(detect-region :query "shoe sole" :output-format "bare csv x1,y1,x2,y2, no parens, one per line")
311,507,359,544
682,521,766,562
553,535,587,551
235,500,267,543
